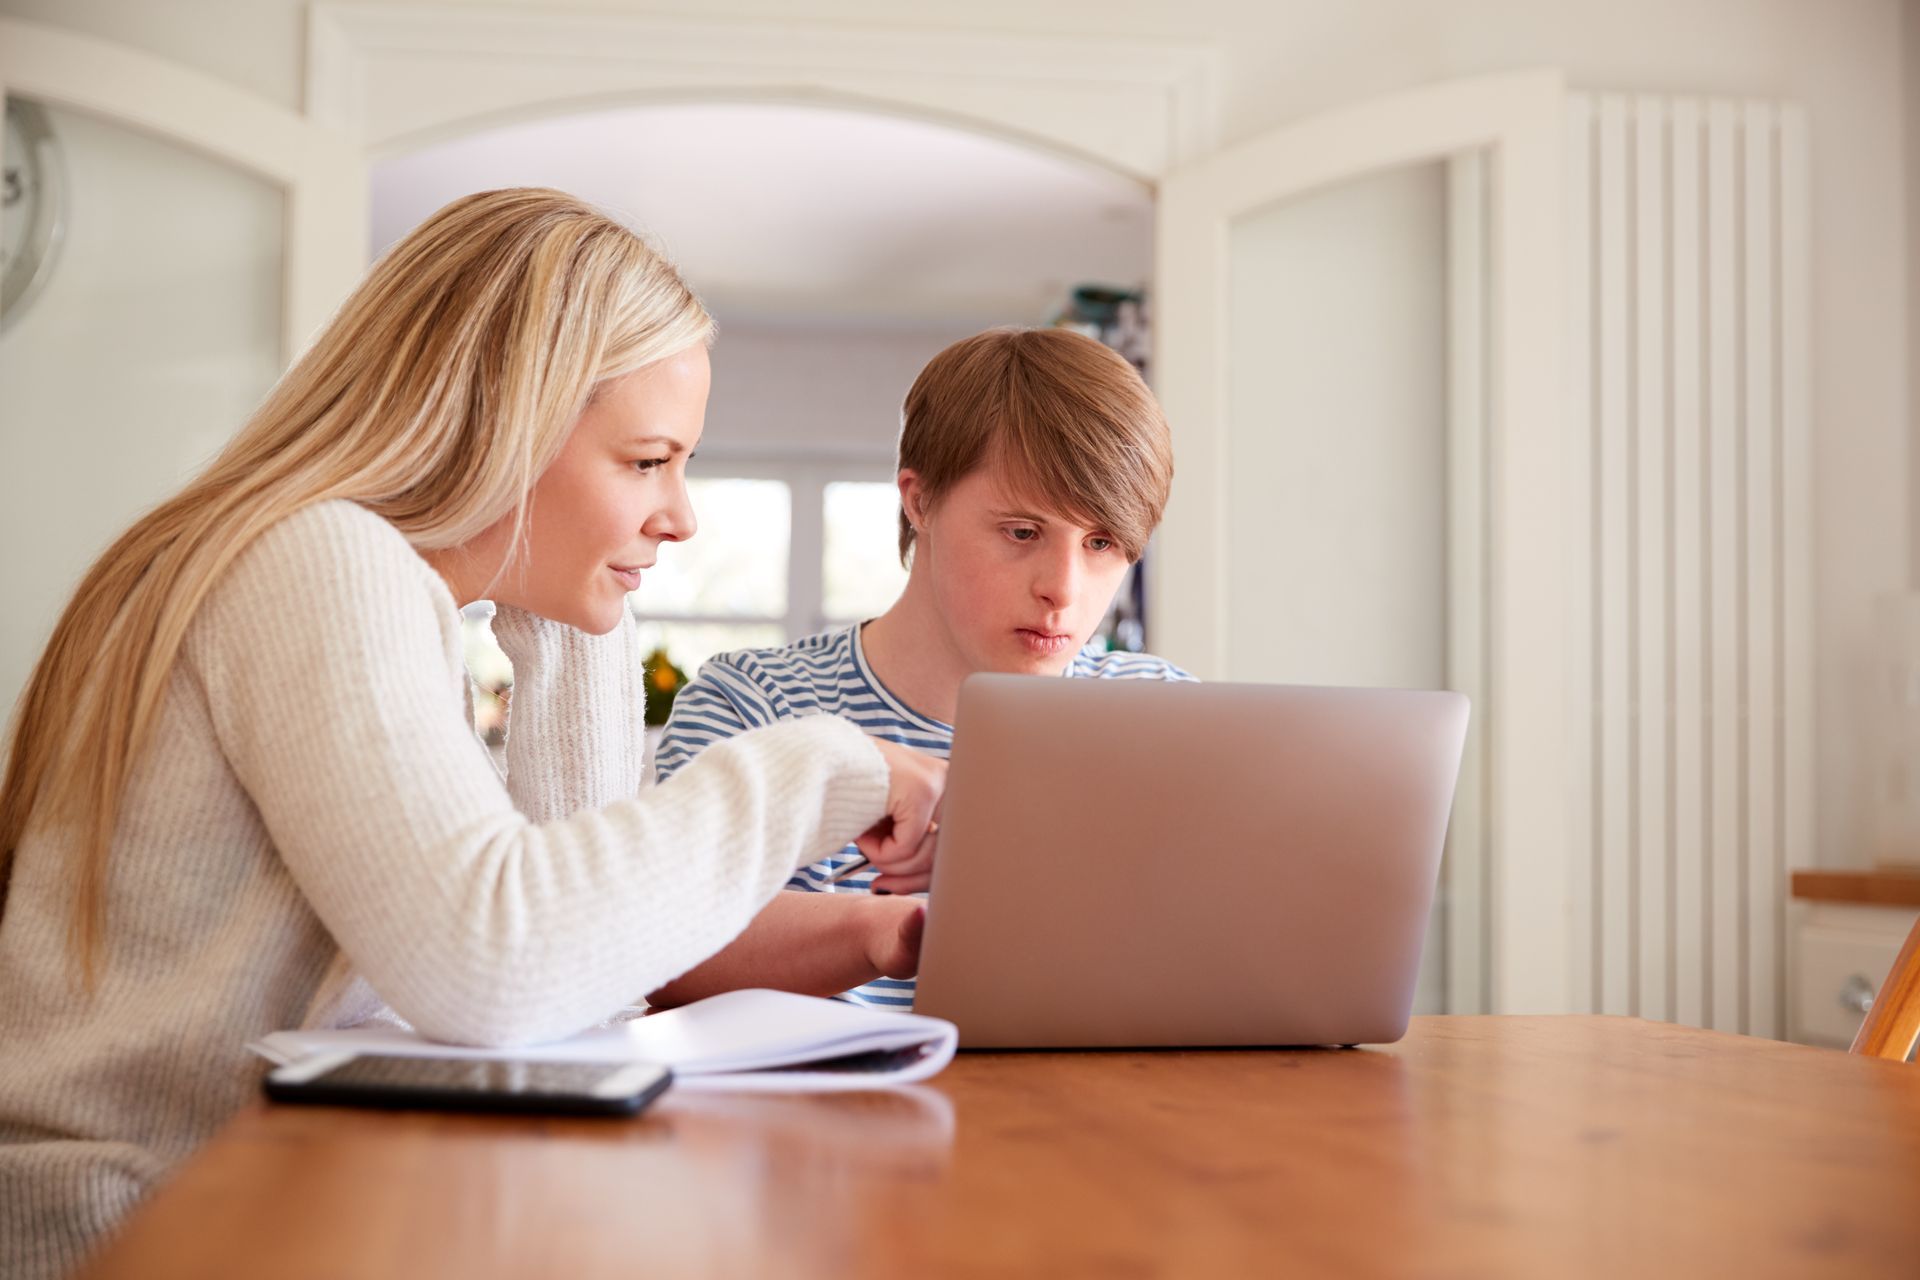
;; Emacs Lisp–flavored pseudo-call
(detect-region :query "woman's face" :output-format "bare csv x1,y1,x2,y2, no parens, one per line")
472,345,709,633
907,461,1133,675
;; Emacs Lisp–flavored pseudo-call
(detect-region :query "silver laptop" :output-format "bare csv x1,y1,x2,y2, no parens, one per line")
912,675,1469,1049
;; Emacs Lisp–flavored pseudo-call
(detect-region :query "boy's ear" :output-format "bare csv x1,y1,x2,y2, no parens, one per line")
897,469,928,530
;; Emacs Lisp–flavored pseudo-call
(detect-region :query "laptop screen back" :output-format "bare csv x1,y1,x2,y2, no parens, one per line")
912,675,1469,1048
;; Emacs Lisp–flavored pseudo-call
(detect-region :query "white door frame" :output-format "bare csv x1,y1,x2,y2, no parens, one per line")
1153,69,1570,1013
0,18,367,359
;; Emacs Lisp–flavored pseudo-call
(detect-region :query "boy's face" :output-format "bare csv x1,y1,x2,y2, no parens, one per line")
906,460,1133,677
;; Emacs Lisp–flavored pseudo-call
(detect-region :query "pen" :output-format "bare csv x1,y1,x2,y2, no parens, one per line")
822,819,938,886
824,854,870,885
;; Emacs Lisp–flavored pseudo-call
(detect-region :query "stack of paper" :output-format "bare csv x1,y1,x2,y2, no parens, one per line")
249,989,958,1093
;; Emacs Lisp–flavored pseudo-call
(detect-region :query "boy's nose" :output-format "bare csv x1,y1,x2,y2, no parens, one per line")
1033,549,1080,610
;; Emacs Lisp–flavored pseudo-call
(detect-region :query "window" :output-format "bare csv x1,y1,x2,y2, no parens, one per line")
822,480,911,624
637,461,907,675
633,475,793,672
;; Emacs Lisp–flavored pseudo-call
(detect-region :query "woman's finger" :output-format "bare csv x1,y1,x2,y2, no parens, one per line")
879,790,936,860
876,813,938,877
851,822,891,861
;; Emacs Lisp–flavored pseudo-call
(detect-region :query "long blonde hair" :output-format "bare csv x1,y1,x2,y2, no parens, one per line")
0,187,714,985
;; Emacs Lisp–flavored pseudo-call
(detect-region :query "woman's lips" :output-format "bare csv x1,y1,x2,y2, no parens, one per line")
610,565,644,591
1016,628,1073,656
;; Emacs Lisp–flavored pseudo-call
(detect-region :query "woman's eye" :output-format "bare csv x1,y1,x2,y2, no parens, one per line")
631,457,668,474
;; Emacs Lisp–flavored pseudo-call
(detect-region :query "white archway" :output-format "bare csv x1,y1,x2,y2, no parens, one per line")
313,9,1575,1013
307,4,1219,182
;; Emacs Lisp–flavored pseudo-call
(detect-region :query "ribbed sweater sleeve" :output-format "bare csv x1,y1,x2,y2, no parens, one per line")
488,603,648,821
189,502,890,1046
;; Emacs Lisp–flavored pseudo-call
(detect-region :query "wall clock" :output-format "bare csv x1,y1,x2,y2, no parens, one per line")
2,99,66,331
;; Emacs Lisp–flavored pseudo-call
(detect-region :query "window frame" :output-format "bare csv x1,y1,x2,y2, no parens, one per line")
633,453,902,643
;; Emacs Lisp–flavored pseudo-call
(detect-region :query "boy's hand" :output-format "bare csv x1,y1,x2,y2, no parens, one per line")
854,737,945,894
863,898,928,980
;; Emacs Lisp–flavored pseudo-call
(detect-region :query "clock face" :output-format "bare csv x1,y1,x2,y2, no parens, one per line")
2,98,64,329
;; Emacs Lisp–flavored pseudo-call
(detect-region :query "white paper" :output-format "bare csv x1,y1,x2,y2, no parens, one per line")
250,989,957,1093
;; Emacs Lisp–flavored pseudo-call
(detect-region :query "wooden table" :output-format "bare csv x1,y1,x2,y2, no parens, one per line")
79,1017,1920,1279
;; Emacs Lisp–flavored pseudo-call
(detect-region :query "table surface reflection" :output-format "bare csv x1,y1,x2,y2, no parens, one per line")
77,1016,1920,1279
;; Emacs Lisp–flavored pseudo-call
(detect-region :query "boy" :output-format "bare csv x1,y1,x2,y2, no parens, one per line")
651,326,1191,1008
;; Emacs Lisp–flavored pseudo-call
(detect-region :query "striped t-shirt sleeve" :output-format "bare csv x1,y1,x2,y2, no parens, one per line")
1071,648,1200,683
654,658,776,782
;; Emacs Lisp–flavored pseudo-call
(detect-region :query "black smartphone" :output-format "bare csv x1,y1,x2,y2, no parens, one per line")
263,1052,672,1116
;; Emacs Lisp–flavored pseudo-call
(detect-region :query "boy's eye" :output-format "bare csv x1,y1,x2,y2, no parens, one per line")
1007,526,1039,542
1088,536,1115,553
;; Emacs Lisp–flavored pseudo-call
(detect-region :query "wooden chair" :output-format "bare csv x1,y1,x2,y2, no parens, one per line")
1851,912,1920,1061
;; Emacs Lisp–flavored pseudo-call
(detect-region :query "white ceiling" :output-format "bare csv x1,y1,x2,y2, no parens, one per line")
370,101,1155,329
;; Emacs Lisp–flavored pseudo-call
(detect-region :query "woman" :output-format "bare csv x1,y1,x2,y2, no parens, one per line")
0,188,943,1278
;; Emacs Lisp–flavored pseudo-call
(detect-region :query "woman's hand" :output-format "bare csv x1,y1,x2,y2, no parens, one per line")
853,737,946,894
863,897,928,980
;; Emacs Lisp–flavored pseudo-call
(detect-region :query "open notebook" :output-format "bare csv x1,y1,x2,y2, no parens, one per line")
250,989,958,1093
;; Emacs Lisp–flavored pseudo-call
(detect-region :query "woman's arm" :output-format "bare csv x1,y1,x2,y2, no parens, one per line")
193,503,892,1047
651,662,936,1001
644,891,924,1009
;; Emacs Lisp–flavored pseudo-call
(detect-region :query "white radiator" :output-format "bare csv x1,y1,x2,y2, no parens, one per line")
1564,94,1813,1036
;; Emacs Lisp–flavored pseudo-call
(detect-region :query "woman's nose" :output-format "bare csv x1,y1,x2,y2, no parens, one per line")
647,480,698,543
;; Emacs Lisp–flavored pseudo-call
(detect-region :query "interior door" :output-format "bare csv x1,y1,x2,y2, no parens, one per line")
1151,71,1569,1013
0,21,366,716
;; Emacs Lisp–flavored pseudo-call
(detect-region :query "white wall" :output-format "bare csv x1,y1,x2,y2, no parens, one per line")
1224,164,1447,693
701,319,979,461
0,0,1908,869
0,100,282,717
1909,0,1920,590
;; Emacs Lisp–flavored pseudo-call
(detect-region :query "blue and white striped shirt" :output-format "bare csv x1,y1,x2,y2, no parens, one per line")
654,623,1195,1008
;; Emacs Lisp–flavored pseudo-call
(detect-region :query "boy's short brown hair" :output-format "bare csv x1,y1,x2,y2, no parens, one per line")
896,327,1174,565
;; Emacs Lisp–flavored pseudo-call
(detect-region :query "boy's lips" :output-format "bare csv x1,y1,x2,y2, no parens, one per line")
1015,627,1073,656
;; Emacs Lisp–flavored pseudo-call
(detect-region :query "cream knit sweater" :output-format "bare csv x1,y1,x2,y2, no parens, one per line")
0,500,890,1279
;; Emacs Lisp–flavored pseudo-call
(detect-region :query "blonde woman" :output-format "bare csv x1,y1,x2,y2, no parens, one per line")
0,188,943,1278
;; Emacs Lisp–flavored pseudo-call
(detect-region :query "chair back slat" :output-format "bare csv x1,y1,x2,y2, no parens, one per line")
1851,915,1920,1062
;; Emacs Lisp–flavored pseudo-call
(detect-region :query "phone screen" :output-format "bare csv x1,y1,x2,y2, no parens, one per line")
266,1054,672,1115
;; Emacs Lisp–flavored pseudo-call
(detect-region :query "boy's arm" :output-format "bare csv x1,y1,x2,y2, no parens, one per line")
646,891,923,1008
655,656,774,782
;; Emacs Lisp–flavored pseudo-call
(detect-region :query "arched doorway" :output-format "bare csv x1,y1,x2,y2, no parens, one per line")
14,4,1577,1014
